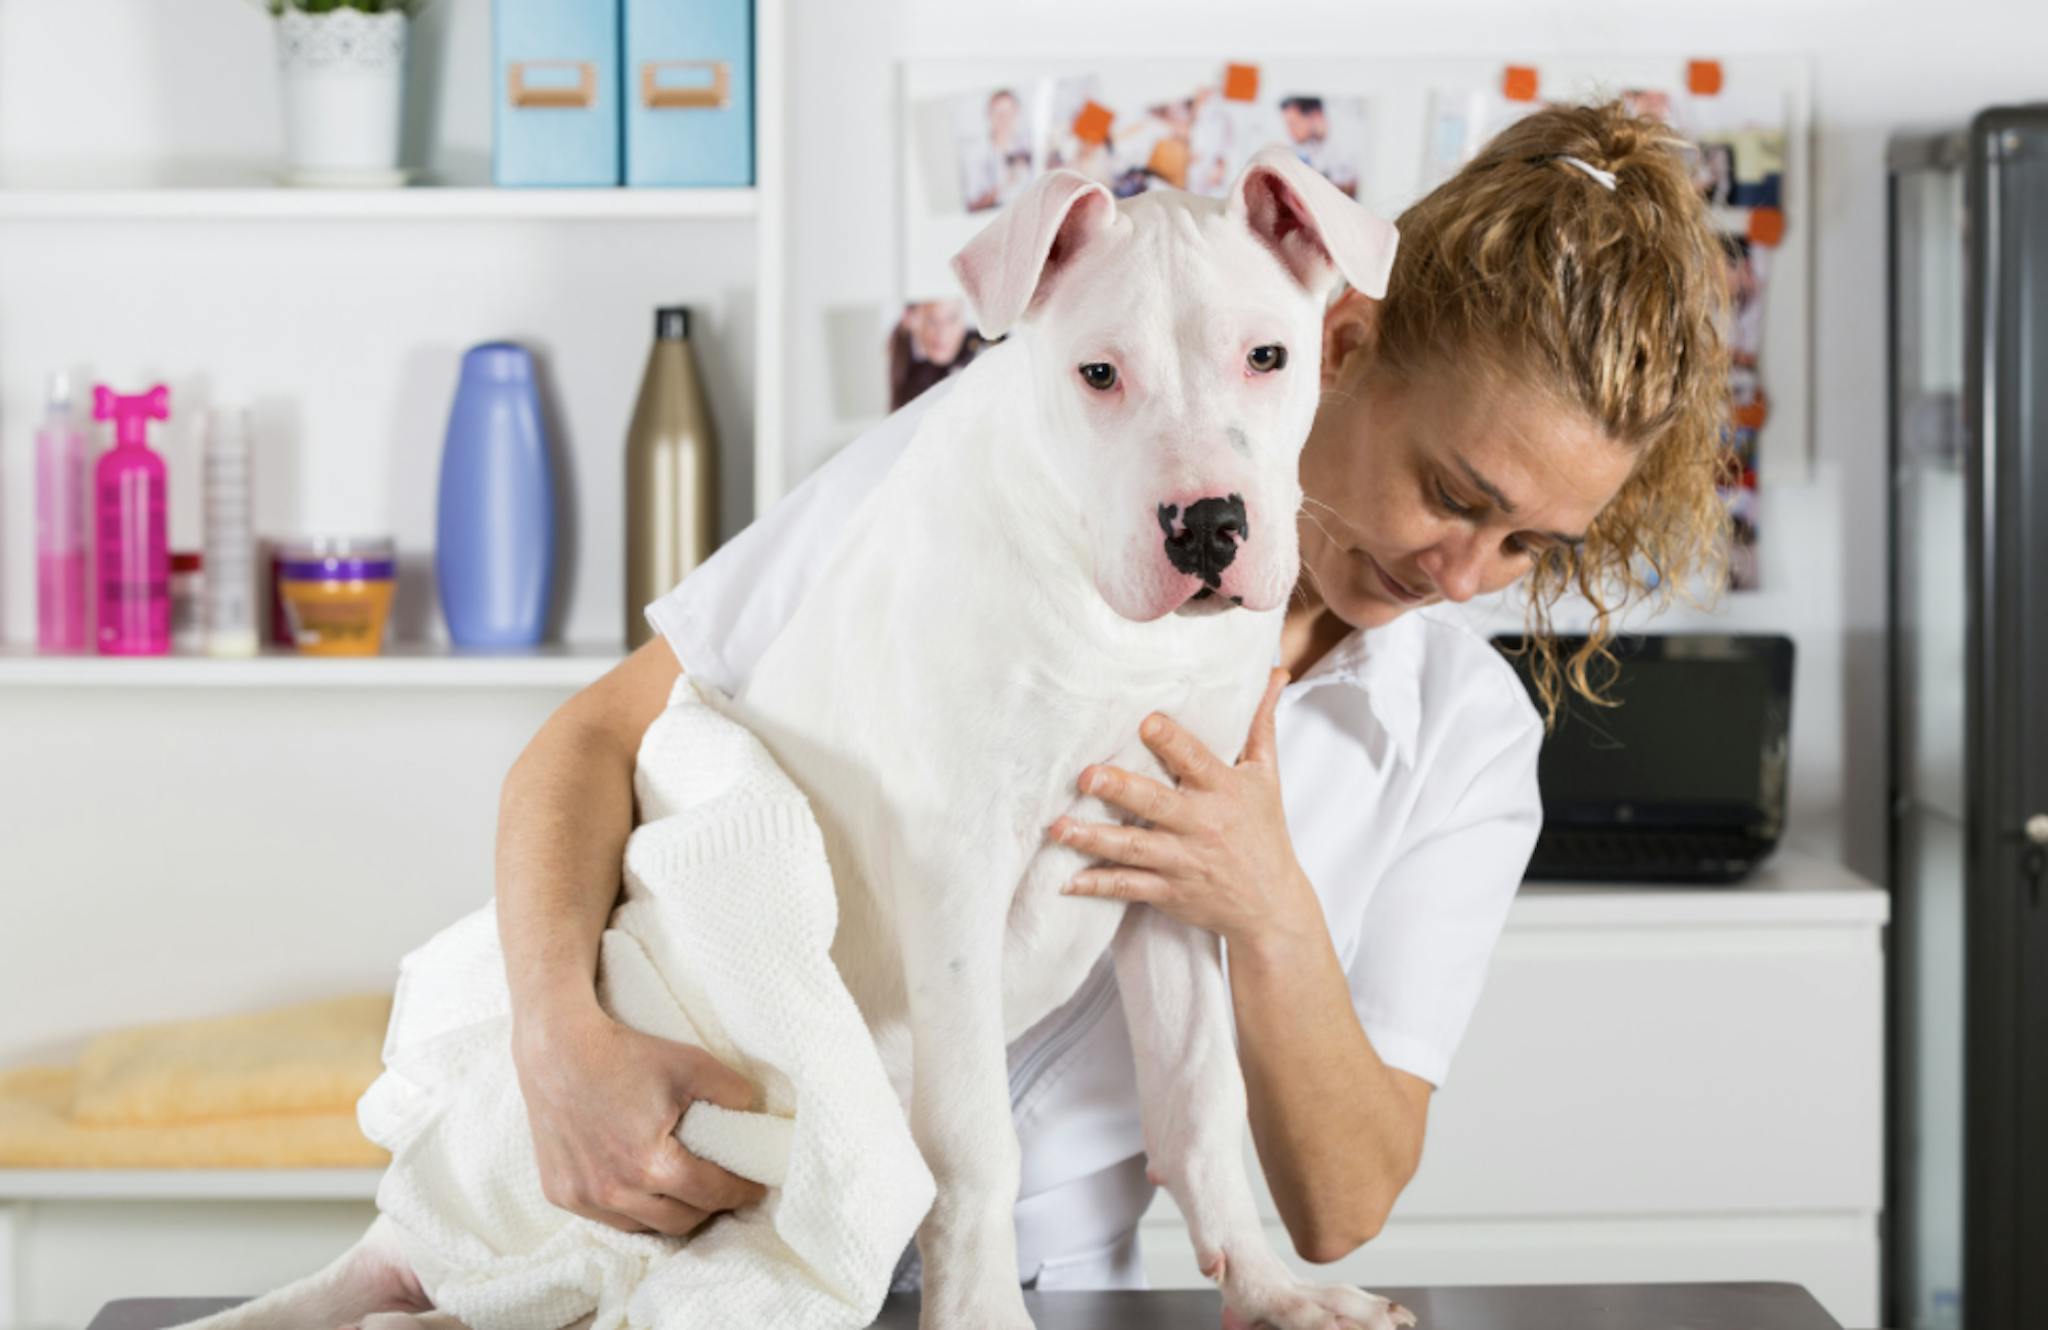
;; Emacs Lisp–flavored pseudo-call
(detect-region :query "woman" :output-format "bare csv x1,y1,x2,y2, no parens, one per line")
495,101,1729,1286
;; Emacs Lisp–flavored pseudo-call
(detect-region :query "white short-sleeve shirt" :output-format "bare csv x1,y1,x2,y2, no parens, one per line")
646,379,1543,1288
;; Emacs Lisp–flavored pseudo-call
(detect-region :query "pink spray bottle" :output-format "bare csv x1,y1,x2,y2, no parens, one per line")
92,383,172,656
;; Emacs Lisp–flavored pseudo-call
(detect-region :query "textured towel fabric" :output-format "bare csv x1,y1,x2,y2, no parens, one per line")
355,676,934,1330
72,993,392,1126
0,1064,387,1167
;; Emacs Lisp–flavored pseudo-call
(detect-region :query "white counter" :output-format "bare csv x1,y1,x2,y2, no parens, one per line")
1143,850,1888,1329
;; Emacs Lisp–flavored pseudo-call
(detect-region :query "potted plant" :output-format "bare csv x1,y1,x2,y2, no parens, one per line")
265,0,431,185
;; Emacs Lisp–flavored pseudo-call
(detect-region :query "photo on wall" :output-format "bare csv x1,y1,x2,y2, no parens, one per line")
901,61,1379,410
887,299,992,411
1584,81,1787,591
898,53,1813,568
1420,85,1542,190
950,83,1043,214
1272,93,1370,198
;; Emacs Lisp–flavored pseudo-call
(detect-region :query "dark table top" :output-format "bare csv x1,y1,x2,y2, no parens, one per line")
91,1281,1847,1330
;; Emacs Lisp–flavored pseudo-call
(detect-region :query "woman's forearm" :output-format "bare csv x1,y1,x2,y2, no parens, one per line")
1228,882,1426,1263
496,708,641,1042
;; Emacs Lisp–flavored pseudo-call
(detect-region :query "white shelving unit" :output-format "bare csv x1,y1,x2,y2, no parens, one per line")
0,4,787,1323
0,186,758,223
0,644,621,689
0,1169,381,1203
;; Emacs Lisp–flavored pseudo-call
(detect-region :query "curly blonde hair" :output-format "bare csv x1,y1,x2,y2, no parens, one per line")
1371,100,1732,721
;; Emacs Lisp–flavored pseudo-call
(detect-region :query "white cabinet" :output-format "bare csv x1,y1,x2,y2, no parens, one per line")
1138,851,1888,1330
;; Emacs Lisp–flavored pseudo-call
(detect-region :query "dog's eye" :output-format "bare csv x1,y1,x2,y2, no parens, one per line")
1078,362,1119,392
1247,344,1288,374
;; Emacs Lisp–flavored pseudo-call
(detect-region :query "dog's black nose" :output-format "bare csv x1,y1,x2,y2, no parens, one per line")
1157,494,1248,588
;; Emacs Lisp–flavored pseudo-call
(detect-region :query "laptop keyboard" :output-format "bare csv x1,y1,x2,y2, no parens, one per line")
1527,827,1762,883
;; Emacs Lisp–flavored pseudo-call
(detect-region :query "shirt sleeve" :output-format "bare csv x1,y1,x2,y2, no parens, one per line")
643,380,950,696
1346,693,1543,1089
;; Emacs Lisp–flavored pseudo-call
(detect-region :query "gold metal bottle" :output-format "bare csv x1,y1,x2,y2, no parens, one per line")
625,305,717,648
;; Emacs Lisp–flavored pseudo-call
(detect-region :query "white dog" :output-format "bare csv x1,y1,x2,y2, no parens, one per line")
171,149,1412,1330
727,147,1410,1330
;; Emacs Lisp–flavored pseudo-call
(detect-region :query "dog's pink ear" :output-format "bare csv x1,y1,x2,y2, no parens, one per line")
950,169,1118,340
1226,146,1398,298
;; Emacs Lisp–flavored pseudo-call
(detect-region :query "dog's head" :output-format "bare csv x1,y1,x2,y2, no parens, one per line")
950,147,1397,621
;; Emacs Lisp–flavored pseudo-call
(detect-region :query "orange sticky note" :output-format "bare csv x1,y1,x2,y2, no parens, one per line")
1687,59,1724,96
1747,205,1786,248
1502,65,1539,102
1222,63,1260,102
1072,100,1113,146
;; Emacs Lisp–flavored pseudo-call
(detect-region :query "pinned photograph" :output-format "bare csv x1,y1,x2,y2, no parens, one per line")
953,84,1039,214
1274,94,1370,198
1718,429,1761,591
1721,233,1771,369
1185,81,1269,197
888,299,992,411
1044,75,1116,188
1722,126,1785,208
1106,91,1203,196
1421,86,1541,190
1692,139,1738,205
1620,87,1678,126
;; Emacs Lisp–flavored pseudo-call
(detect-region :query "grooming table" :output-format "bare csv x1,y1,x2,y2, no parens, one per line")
90,1281,1848,1330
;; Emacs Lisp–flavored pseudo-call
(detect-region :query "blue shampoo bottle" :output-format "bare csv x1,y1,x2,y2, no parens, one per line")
436,343,555,648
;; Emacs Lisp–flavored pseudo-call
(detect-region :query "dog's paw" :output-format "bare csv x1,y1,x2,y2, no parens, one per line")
1217,1268,1416,1330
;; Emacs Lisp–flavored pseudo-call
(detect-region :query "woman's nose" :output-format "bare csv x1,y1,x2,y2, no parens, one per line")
1416,535,1491,603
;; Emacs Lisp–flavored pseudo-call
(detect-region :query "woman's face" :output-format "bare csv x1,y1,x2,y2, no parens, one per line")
1297,295,1637,630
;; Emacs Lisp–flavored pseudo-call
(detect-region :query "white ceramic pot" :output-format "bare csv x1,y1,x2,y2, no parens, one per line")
275,9,409,185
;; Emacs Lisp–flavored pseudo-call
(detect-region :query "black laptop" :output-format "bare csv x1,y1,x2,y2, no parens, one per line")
1492,633,1795,884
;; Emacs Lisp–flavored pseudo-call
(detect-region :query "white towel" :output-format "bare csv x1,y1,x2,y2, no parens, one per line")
355,676,934,1330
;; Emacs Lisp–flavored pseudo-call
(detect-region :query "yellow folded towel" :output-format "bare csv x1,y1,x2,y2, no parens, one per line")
71,993,392,1126
0,1064,388,1168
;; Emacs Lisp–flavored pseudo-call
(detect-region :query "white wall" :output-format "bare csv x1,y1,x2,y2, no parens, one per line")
777,0,2048,885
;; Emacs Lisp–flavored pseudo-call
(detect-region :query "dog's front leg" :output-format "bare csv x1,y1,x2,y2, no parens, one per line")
1112,905,1415,1330
898,857,1035,1330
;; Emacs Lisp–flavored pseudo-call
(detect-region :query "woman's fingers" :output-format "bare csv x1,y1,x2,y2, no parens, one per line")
1062,866,1172,904
1138,710,1224,787
673,1043,760,1114
1077,762,1188,828
589,1190,710,1238
1050,813,1178,871
518,1010,769,1239
646,1134,768,1214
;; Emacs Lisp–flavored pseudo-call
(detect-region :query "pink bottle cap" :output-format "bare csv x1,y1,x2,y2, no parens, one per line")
93,383,170,447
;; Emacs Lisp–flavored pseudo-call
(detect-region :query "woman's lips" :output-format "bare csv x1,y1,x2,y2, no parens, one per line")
1364,552,1426,604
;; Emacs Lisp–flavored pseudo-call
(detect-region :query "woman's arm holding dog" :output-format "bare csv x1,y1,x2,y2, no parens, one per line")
1049,670,1431,1259
1227,923,1433,1260
497,637,767,1238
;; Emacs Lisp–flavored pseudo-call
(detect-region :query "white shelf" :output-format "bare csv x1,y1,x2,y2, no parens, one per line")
0,185,757,222
0,1167,381,1201
0,643,622,688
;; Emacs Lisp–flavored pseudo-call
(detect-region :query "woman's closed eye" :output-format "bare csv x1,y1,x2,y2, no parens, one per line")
1431,477,1477,518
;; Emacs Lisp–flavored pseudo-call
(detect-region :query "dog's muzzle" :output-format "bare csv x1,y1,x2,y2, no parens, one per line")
1158,494,1248,608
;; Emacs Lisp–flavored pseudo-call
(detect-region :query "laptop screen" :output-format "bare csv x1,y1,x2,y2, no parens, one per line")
1493,634,1795,836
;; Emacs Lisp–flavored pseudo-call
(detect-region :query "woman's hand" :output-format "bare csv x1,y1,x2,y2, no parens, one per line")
511,1000,768,1237
1047,668,1319,954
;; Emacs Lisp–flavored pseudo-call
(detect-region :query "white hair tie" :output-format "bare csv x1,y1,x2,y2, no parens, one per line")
1557,155,1618,191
